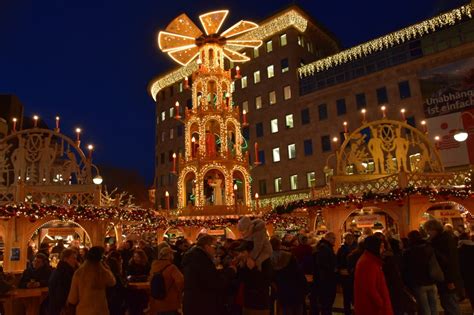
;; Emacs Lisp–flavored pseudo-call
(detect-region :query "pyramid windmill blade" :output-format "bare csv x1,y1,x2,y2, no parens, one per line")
168,45,200,66
158,31,196,52
226,39,262,48
221,20,259,38
199,10,229,35
222,48,250,62
165,13,203,38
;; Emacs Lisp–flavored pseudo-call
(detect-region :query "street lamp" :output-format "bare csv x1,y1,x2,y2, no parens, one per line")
453,111,473,142
93,175,103,185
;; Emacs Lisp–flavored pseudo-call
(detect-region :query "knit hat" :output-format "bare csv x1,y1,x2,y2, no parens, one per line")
158,247,175,260
237,216,252,232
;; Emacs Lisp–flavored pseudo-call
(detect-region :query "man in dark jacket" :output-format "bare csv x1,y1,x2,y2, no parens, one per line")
424,219,462,315
458,232,474,310
19,252,52,288
48,249,78,315
182,234,236,315
336,232,356,315
311,232,337,315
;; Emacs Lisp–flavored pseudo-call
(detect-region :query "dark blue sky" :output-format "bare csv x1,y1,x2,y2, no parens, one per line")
0,0,466,185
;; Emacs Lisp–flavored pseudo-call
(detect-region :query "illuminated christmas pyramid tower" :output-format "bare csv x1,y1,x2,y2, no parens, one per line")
158,10,262,213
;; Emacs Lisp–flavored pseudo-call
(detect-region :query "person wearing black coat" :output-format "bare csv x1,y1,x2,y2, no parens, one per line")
336,232,356,315
311,232,337,315
182,234,236,315
48,249,78,315
106,252,128,315
19,253,52,288
424,219,462,315
458,232,474,310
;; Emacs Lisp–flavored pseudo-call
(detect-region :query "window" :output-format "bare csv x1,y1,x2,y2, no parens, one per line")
258,150,266,164
280,33,287,46
307,41,314,53
161,111,166,121
307,172,316,187
303,139,313,156
179,82,183,93
321,135,331,152
297,35,304,47
356,93,366,110
301,108,310,125
243,126,250,139
274,177,282,193
242,101,249,112
255,96,262,109
241,76,247,89
253,47,259,58
266,40,273,53
269,91,276,105
288,144,296,159
336,98,347,116
271,119,279,133
169,128,174,139
161,131,165,142
318,104,328,120
169,107,174,118
290,175,298,190
186,98,192,109
285,114,294,128
253,71,261,84
267,65,274,78
160,153,165,164
256,122,264,137
258,179,267,195
272,147,280,162
398,81,411,99
281,58,289,73
283,85,291,100
376,87,388,104
177,125,183,137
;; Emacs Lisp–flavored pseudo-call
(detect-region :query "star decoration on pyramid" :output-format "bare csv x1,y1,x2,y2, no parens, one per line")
158,10,262,66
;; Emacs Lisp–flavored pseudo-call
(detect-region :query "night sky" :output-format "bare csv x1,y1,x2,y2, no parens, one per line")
0,0,466,185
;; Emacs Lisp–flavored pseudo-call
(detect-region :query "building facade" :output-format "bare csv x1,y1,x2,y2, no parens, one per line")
149,4,474,210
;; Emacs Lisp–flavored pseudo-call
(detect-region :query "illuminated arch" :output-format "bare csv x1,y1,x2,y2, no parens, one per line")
177,166,199,208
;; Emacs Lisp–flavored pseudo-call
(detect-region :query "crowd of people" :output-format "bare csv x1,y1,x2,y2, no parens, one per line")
10,217,474,315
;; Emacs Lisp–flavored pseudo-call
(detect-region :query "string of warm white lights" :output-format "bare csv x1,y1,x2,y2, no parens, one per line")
150,9,308,100
298,4,473,77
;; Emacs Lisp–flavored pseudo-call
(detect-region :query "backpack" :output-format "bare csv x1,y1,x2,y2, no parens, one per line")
150,264,172,300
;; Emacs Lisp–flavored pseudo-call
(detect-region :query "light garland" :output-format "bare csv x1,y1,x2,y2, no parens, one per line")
298,4,473,77
259,192,310,208
150,9,309,100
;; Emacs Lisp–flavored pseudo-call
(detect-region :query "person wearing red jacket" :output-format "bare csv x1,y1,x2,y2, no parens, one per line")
354,235,393,315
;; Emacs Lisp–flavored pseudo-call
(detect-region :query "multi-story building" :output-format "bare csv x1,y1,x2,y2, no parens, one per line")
149,4,474,209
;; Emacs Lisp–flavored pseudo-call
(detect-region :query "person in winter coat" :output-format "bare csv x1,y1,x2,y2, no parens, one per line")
402,230,438,315
235,240,273,315
106,251,128,315
19,252,52,288
237,217,273,270
458,232,474,310
354,235,393,315
48,249,78,315
182,234,236,315
311,232,337,315
270,237,307,315
149,247,184,315
336,232,356,315
126,248,151,315
291,234,313,275
67,246,116,315
424,219,462,315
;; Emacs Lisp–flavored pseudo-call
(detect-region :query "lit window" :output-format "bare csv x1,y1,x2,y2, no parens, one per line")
169,128,174,139
242,101,249,112
288,144,296,159
274,177,282,192
255,96,262,109
266,40,273,53
253,71,260,84
290,175,298,190
281,58,289,73
169,107,174,118
280,34,287,46
283,85,291,100
271,119,278,133
272,147,280,162
253,47,259,58
285,114,294,128
269,91,276,105
307,172,316,187
297,35,304,47
267,65,274,78
161,111,166,121
179,82,183,92
241,76,248,89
